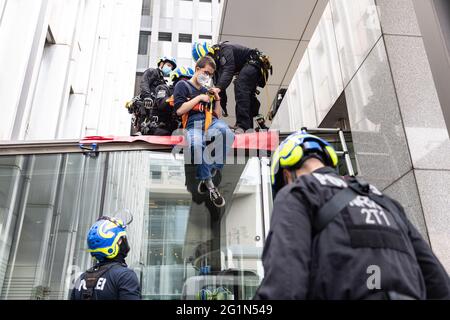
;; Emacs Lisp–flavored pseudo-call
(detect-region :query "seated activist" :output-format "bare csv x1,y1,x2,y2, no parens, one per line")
173,56,235,208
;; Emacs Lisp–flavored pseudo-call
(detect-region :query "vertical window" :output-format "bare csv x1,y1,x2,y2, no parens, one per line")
141,0,152,16
138,32,151,55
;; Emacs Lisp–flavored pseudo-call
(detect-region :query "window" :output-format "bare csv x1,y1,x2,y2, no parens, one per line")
158,32,172,42
141,0,152,16
138,32,151,55
45,26,55,46
178,33,192,43
199,34,212,40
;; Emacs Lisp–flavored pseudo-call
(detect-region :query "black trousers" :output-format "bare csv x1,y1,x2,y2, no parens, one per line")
234,64,261,130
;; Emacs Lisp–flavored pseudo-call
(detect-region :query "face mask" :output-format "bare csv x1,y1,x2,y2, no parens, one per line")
197,73,211,87
162,65,172,76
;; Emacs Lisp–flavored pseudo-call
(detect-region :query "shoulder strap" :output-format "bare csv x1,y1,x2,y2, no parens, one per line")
185,80,195,98
82,262,124,300
314,187,358,233
313,177,371,233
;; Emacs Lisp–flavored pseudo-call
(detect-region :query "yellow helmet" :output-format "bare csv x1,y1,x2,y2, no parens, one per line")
270,131,339,195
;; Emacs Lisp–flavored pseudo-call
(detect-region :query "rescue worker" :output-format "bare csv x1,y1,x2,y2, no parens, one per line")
140,56,177,108
174,56,235,208
126,57,177,135
192,42,272,133
144,66,194,136
71,216,141,300
254,131,450,300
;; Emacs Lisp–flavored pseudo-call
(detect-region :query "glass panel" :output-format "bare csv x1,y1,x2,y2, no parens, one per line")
141,0,152,16
345,39,412,189
0,150,268,300
330,0,382,86
308,3,344,123
141,15,153,29
138,33,149,55
286,52,317,130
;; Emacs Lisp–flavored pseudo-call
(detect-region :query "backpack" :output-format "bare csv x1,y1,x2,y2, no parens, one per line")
248,49,273,88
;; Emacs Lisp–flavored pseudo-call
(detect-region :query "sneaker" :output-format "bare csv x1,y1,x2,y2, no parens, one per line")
197,180,208,195
209,187,226,208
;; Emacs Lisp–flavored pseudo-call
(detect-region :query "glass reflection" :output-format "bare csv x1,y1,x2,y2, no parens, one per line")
308,3,344,123
330,0,382,85
0,151,267,300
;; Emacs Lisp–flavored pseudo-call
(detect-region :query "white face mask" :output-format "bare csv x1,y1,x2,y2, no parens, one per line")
197,73,211,87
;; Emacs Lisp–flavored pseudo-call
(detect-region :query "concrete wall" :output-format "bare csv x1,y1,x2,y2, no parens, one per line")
0,0,143,141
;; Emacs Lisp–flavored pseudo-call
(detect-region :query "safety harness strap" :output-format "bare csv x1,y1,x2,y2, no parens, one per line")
314,177,412,254
313,186,357,233
82,262,124,300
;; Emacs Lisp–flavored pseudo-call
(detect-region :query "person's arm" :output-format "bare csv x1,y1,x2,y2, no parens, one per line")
395,201,450,299
215,46,236,91
156,86,171,113
209,88,222,118
254,189,312,300
176,94,209,116
214,99,222,119
117,269,141,300
140,69,157,98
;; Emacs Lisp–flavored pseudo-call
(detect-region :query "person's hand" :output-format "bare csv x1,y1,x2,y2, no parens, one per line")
197,94,210,103
208,87,221,100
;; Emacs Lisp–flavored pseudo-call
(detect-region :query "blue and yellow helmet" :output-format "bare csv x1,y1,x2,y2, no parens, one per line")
87,217,128,261
270,131,339,195
157,56,177,69
192,42,214,62
170,66,194,82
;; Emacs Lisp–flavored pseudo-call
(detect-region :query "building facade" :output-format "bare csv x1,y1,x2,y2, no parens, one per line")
0,0,448,301
135,0,221,95
269,0,450,271
0,0,143,141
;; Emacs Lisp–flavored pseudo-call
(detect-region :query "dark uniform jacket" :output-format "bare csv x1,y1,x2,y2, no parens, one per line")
71,261,140,300
213,42,253,91
255,167,450,300
140,67,166,99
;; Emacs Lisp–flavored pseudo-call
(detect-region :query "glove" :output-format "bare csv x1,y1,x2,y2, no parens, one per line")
144,97,153,109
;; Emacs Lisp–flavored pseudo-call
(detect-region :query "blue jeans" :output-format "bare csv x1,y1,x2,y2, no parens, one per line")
186,113,235,180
